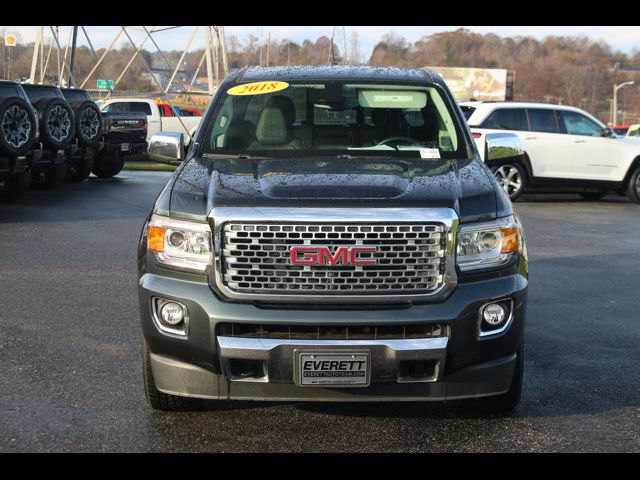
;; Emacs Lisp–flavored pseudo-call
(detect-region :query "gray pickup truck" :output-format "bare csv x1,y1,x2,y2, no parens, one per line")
137,66,528,413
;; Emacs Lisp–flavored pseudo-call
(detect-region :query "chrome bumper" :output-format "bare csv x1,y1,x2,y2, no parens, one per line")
217,335,449,384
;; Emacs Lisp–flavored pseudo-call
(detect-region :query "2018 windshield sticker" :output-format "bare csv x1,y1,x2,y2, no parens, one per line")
227,81,289,96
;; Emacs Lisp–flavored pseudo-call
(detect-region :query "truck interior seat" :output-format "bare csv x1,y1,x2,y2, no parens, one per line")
248,100,302,150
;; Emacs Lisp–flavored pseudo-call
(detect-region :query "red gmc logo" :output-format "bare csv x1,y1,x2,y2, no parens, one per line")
290,247,377,266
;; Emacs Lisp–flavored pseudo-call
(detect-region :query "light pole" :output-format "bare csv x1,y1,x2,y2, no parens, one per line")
613,81,634,125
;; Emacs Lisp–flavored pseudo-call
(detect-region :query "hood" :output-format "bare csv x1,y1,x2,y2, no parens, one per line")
162,155,504,223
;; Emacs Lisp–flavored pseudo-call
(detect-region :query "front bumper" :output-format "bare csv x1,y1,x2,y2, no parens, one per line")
139,271,527,402
104,140,147,155
64,140,105,166
31,147,64,173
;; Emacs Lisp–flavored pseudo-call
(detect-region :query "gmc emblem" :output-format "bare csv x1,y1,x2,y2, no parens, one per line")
290,246,377,266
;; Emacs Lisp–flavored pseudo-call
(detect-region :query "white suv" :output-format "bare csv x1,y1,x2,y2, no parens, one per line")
461,101,640,203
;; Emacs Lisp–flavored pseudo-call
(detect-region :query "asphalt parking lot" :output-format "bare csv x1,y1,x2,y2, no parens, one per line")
1,171,639,452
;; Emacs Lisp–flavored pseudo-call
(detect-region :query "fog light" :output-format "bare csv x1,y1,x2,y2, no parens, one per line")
482,303,506,326
152,298,189,337
159,301,185,326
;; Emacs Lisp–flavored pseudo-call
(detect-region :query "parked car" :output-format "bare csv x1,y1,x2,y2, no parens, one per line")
461,101,640,203
0,80,41,200
21,84,75,189
99,97,201,145
626,124,640,137
138,65,528,413
92,111,148,178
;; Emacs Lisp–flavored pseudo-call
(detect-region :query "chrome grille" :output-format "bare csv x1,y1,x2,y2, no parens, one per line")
221,222,447,295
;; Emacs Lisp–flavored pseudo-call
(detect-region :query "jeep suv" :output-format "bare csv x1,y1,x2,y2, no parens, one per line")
138,66,528,412
461,101,640,202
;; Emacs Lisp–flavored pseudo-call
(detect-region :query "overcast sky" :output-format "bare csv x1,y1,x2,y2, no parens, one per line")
5,26,640,58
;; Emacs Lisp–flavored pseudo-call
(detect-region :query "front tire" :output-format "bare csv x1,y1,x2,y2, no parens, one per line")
66,157,94,182
626,165,640,204
92,152,125,178
143,340,202,411
491,163,527,201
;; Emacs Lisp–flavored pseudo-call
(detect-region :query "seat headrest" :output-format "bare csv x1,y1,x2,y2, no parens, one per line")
256,106,289,145
266,96,295,126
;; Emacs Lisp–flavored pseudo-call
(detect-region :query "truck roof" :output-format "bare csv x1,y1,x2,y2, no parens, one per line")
59,87,87,93
236,65,437,85
21,83,60,90
459,100,576,110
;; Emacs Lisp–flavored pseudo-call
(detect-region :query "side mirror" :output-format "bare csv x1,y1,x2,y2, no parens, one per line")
601,127,614,138
485,132,524,162
147,132,185,164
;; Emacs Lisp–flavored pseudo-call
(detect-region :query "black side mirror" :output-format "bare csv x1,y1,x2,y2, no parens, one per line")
601,127,613,137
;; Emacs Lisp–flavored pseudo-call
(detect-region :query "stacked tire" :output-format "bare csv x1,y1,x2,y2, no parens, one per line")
66,98,102,182
0,96,37,157
0,93,37,201
30,97,75,190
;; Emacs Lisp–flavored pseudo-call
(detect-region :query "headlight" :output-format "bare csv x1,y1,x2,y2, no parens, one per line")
456,215,522,271
147,214,212,273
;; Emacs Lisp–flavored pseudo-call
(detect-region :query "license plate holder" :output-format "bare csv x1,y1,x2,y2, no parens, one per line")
295,350,370,387
120,143,130,152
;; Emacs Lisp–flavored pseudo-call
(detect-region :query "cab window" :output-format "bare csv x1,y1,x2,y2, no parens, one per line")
527,108,558,133
558,110,604,136
480,108,528,131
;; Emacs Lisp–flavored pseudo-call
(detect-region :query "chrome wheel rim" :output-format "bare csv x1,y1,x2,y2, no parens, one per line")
47,105,71,142
2,105,31,148
80,107,99,140
494,165,523,198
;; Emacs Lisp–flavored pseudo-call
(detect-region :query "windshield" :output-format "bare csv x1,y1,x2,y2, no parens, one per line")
202,82,465,159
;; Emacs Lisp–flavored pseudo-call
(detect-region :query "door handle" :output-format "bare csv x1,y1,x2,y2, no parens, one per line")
573,139,587,143
525,136,537,140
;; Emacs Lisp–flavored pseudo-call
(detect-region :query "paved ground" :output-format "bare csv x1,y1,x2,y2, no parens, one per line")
1,171,639,452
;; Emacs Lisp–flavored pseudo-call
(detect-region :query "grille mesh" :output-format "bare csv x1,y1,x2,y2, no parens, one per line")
221,222,447,295
217,322,447,340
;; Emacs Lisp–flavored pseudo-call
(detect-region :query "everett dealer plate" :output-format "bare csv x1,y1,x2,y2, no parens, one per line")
297,351,370,387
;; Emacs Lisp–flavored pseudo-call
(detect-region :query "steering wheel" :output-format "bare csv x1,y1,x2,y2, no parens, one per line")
375,136,419,147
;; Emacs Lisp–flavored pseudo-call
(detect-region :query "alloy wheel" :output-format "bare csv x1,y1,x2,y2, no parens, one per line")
2,105,31,148
493,165,523,198
80,107,99,140
47,105,71,142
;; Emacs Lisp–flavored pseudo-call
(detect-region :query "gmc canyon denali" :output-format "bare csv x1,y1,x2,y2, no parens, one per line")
138,66,529,412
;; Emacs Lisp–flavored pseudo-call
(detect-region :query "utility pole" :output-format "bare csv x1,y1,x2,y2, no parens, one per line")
613,81,634,126
56,26,60,84
30,26,43,83
342,26,347,64
266,31,270,67
259,27,263,67
68,26,78,87
328,26,336,64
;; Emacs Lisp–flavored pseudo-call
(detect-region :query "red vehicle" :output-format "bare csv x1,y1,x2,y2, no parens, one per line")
180,107,201,117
